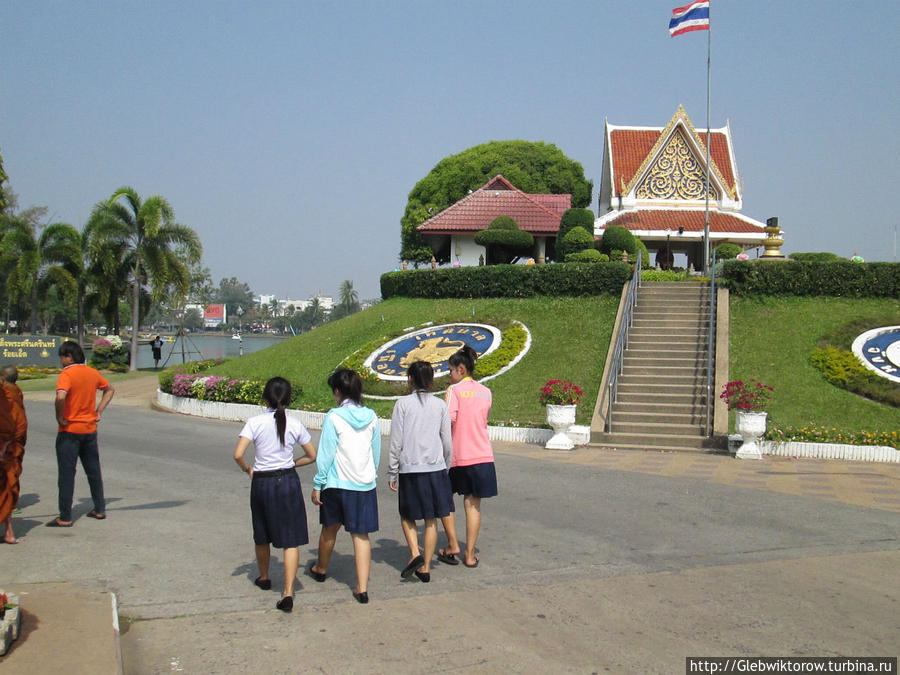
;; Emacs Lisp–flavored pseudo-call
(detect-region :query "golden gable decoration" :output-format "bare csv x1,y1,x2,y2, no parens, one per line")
622,105,736,201
635,129,718,200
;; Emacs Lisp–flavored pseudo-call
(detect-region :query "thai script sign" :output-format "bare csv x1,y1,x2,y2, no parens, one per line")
851,325,900,384
364,323,501,381
0,335,62,366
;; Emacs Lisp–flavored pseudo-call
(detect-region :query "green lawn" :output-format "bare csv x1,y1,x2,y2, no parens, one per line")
206,296,620,427
729,296,900,433
18,368,159,392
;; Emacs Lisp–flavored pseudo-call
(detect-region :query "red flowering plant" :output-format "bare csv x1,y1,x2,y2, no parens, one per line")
539,379,583,406
720,380,774,412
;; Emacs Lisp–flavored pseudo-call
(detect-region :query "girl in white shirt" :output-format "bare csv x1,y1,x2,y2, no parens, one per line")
234,377,316,612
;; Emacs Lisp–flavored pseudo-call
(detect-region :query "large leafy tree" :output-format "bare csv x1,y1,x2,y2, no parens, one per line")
331,279,361,320
87,187,201,370
215,276,254,318
400,140,593,263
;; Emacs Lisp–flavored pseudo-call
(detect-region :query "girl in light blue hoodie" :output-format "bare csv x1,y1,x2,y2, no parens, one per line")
309,369,380,604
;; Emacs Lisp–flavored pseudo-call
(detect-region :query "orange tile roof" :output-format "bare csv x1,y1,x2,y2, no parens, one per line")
610,129,735,196
417,174,571,234
599,210,764,234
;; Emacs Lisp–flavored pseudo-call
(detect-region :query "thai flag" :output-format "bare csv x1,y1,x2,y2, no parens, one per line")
669,1,709,37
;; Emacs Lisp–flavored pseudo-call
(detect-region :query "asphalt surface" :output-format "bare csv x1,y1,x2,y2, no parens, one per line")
1,378,897,673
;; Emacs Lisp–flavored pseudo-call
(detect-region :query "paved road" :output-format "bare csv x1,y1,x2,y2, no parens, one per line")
2,380,898,673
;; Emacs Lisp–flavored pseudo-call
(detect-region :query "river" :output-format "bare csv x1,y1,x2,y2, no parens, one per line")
137,334,287,369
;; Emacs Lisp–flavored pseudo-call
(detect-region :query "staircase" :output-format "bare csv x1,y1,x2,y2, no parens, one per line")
596,281,715,452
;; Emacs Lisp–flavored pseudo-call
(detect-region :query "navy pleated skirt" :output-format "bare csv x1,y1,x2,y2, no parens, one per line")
250,469,309,548
319,487,379,534
449,462,498,498
398,469,454,521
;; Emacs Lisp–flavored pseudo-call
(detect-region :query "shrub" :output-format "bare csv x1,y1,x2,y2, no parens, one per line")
788,252,847,263
720,260,900,297
380,262,632,299
807,315,900,408
765,424,898,450
474,216,534,264
89,337,130,370
565,248,606,263
633,238,650,269
557,208,595,242
599,225,636,255
557,226,594,259
714,243,742,260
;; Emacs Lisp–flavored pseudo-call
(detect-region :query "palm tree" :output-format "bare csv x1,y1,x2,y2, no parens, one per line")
339,279,359,313
39,222,85,342
87,187,202,370
0,215,81,334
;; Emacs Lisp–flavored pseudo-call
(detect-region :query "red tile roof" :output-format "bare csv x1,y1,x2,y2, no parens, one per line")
610,129,736,197
599,210,764,234
417,174,571,234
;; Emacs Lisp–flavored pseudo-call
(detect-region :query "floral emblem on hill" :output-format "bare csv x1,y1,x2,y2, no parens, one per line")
364,323,502,381
851,326,900,384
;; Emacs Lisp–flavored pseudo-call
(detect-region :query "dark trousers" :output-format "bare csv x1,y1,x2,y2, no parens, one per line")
56,431,105,521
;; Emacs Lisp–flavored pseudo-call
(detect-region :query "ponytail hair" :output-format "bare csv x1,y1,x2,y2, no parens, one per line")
407,360,434,403
262,377,292,446
448,345,477,376
327,368,363,405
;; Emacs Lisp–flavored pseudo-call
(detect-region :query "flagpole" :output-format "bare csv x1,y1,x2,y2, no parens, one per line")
703,2,711,275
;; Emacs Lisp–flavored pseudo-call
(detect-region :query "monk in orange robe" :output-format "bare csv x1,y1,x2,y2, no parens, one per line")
0,366,27,544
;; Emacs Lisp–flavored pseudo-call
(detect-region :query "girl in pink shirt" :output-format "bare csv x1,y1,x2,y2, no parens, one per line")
437,346,497,568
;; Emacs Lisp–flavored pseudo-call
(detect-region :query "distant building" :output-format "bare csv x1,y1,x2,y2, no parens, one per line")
416,174,571,266
596,105,768,269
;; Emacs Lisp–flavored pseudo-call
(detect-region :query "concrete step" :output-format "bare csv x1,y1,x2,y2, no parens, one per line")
626,342,709,354
616,391,709,405
613,400,707,415
630,328,710,339
610,420,704,436
621,366,707,378
591,431,713,450
611,410,706,425
588,439,721,454
622,356,710,368
631,316,709,330
618,374,708,386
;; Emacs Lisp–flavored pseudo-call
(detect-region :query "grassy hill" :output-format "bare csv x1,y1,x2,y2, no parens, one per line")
730,296,899,435
207,296,621,427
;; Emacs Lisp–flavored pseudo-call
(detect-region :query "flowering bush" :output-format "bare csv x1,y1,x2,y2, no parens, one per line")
90,336,130,370
0,592,13,619
539,379,583,406
164,369,294,406
720,380,773,411
765,424,898,450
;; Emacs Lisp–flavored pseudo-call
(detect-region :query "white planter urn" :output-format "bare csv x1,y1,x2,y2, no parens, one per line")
545,404,577,450
735,411,767,459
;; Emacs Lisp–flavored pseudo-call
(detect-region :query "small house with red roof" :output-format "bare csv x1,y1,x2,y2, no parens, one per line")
417,174,571,266
596,106,768,268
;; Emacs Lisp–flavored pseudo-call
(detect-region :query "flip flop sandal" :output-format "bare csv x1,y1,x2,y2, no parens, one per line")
46,519,73,527
436,550,460,565
88,510,106,520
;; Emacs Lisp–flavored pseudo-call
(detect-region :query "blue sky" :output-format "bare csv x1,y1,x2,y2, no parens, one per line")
2,1,898,299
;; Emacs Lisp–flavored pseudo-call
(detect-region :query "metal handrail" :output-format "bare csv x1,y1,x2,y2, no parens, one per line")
605,249,642,432
705,249,718,437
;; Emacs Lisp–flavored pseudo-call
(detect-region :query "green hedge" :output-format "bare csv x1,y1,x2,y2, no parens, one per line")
720,260,900,297
380,262,631,299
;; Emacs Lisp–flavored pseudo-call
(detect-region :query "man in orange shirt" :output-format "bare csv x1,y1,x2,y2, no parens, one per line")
47,341,115,528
